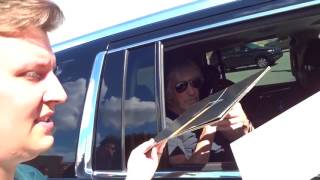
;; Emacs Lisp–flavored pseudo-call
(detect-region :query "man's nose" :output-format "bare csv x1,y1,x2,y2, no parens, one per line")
186,83,197,95
43,72,67,105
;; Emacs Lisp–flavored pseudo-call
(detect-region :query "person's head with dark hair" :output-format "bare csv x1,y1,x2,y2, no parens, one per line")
99,136,117,157
95,136,118,170
291,35,320,95
165,53,204,115
302,39,320,87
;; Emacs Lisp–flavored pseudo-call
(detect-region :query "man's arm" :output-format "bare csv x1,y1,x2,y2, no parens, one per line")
187,125,216,164
169,125,216,165
126,139,166,180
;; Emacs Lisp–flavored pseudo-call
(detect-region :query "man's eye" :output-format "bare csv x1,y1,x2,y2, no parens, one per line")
25,72,42,81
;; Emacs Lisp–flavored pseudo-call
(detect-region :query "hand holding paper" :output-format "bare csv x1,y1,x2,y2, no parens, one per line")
126,138,167,180
217,102,253,141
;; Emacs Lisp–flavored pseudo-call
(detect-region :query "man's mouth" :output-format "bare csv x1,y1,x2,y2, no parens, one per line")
187,98,197,104
34,117,54,134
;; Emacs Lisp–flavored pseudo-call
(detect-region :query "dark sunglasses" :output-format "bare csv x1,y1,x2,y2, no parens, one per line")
175,78,203,93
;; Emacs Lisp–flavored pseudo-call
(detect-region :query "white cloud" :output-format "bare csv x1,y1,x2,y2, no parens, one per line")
100,96,157,129
54,78,87,130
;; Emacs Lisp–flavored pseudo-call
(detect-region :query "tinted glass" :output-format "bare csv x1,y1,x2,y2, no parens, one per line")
24,45,94,178
124,44,158,164
224,38,296,127
94,51,125,170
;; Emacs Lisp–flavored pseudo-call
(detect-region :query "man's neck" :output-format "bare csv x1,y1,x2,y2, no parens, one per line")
167,107,183,120
169,107,183,116
0,165,15,180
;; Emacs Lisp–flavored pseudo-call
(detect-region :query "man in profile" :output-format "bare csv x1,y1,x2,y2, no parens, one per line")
0,1,164,180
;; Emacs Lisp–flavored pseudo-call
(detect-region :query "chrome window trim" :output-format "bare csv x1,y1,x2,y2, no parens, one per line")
153,171,241,178
157,42,166,130
122,50,129,170
106,0,320,54
93,171,127,178
153,42,163,131
75,51,106,178
93,170,241,178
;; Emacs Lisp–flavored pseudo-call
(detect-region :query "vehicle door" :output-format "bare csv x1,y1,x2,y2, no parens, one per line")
76,42,163,179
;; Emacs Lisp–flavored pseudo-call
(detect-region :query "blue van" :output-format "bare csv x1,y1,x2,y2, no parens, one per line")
24,0,320,179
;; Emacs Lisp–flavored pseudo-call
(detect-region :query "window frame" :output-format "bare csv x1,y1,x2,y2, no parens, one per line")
92,42,162,178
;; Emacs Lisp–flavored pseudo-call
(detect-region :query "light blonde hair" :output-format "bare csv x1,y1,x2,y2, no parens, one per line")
0,0,64,34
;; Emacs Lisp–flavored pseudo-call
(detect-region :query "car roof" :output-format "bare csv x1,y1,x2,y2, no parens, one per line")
52,0,235,52
52,0,319,53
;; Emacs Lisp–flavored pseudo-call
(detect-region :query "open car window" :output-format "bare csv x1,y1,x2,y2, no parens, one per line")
159,4,320,175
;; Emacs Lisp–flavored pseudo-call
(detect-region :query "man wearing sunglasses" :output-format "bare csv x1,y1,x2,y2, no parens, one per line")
165,56,253,165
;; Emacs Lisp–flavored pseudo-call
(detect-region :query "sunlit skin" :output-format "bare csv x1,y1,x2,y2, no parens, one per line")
0,26,67,179
126,139,166,180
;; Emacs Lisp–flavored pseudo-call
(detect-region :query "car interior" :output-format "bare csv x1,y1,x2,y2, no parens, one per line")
159,5,320,171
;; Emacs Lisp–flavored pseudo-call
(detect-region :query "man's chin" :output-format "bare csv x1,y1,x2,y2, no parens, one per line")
37,136,54,152
185,100,197,107
27,136,54,159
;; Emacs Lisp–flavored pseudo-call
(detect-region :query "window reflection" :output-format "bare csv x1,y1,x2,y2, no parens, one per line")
124,45,158,164
94,52,124,170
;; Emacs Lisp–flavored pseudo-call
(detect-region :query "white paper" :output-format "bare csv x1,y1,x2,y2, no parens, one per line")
231,91,320,180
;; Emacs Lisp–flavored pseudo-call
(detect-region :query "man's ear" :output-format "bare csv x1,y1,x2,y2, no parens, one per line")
166,92,172,102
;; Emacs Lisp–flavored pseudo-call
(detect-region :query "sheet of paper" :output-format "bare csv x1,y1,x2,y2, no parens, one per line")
153,67,270,145
231,91,320,180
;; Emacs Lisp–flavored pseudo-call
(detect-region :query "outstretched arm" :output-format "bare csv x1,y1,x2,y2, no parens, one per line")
126,139,166,180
